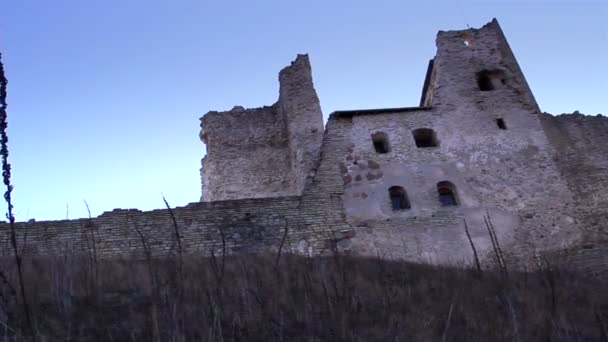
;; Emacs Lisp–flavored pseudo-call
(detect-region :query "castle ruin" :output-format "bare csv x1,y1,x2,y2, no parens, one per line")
2,19,606,272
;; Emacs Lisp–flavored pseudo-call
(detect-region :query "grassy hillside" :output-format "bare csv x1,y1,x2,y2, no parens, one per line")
0,253,606,341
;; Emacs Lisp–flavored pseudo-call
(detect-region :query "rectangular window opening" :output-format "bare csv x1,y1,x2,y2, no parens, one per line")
496,118,507,130
374,140,388,154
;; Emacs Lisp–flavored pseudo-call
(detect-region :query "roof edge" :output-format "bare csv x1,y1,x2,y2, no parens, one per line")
332,106,432,117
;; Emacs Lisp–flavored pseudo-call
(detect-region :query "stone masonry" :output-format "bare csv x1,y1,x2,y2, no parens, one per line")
199,55,324,201
1,19,606,273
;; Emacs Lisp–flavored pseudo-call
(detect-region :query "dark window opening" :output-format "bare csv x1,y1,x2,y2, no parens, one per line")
437,181,458,206
372,132,390,154
496,118,507,130
477,69,506,91
478,73,494,91
389,186,410,210
413,128,438,148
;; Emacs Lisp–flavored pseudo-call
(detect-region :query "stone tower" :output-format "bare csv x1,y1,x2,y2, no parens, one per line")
421,18,539,112
199,54,324,201
337,19,579,263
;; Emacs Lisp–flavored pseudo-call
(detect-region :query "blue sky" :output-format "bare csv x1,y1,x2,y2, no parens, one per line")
1,0,607,221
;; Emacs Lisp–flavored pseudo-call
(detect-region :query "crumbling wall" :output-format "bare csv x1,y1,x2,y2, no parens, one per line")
200,54,323,201
2,20,605,275
331,19,582,265
279,56,325,194
540,112,608,242
0,113,353,259
200,105,293,200
0,196,345,258
427,19,540,113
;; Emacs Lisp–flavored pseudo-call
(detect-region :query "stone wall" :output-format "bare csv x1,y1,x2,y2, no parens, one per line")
331,20,582,266
540,112,608,242
0,20,605,275
200,105,293,200
1,198,288,258
0,195,347,259
0,112,353,259
199,54,323,201
279,56,325,194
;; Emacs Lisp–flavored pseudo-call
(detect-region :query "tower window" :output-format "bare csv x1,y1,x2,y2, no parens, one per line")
372,132,390,154
413,128,438,148
496,118,507,130
437,181,458,206
389,186,410,210
477,69,506,91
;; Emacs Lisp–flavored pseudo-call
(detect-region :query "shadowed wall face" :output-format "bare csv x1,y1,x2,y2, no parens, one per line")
540,113,608,241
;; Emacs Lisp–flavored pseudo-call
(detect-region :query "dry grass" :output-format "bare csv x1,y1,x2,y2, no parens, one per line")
0,253,606,341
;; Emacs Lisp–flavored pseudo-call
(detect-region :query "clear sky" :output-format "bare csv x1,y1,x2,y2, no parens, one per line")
1,0,607,221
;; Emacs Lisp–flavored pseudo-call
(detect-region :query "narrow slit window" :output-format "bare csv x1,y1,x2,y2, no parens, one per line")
372,132,390,154
389,186,410,210
413,128,438,148
437,181,458,206
496,118,507,130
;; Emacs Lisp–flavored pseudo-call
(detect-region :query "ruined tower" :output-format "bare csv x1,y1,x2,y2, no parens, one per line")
199,54,324,201
335,19,580,262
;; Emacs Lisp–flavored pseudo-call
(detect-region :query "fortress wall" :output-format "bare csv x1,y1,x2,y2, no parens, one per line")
540,113,608,241
421,20,580,257
279,55,325,194
2,20,604,274
200,105,294,201
0,196,342,259
326,20,582,265
330,108,573,266
199,55,324,202
0,114,354,259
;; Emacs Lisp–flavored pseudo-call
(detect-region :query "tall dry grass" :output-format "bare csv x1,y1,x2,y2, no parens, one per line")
0,252,605,341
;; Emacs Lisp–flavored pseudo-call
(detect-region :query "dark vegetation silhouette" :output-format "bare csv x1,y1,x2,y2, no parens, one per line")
0,253,605,341
1,51,33,337
1,49,607,342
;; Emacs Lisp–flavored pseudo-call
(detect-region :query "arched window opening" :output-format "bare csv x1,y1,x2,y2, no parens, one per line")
437,181,458,206
477,69,506,91
389,186,410,210
496,118,507,130
372,132,390,154
413,128,438,148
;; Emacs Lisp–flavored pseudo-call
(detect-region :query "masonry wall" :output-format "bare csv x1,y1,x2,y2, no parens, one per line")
332,20,583,266
1,20,605,276
0,196,346,259
200,105,294,200
200,54,323,201
331,109,580,265
540,113,608,242
0,113,353,259
279,56,325,194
